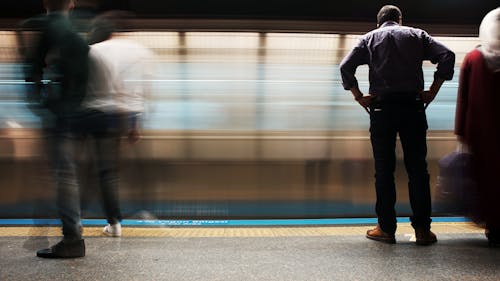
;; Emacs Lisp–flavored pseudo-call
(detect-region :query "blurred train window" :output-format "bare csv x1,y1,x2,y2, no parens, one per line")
266,33,362,64
114,32,179,61
184,32,259,63
0,31,19,63
186,32,260,49
429,37,480,66
0,31,482,131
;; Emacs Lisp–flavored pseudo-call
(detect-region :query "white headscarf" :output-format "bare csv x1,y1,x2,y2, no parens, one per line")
479,7,500,72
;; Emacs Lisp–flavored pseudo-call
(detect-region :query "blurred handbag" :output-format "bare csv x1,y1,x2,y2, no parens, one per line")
434,142,475,215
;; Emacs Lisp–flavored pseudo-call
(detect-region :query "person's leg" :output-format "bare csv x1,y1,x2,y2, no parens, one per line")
37,119,85,258
370,105,398,235
398,102,436,245
96,136,121,224
54,124,82,240
398,105,431,231
483,167,500,246
95,113,122,225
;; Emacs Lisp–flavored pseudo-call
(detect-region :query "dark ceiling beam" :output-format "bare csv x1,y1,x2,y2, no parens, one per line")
0,18,479,37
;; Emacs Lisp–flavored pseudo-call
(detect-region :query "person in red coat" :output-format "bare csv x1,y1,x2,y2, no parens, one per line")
455,7,500,246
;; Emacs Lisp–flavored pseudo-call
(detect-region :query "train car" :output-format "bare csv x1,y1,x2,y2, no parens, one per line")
0,0,496,219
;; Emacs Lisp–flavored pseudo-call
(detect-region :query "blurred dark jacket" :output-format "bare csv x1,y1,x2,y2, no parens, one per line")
29,12,89,117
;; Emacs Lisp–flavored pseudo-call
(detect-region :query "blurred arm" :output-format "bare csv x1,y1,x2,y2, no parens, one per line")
421,32,455,105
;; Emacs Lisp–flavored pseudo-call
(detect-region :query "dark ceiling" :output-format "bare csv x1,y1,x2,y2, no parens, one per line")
3,0,499,25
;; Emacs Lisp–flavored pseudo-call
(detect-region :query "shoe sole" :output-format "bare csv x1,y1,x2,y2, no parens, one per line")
37,253,85,258
366,234,396,244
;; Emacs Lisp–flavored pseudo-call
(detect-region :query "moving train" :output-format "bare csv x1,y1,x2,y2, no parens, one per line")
0,3,492,219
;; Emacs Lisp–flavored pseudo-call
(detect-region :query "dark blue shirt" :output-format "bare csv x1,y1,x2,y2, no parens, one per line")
339,21,455,94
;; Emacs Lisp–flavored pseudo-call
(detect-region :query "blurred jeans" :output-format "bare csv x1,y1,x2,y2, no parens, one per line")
51,117,82,240
78,110,122,225
51,111,122,240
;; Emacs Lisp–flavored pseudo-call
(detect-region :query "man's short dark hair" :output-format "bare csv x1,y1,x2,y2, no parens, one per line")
377,5,402,25
88,16,114,44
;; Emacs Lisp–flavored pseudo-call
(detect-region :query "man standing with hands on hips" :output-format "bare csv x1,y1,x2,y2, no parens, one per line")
340,5,455,245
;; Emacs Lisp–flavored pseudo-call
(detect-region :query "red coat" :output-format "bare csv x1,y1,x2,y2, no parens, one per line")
455,49,500,226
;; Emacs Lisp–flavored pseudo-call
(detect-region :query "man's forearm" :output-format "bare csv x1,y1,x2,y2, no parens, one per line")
350,87,363,100
421,77,445,107
429,78,445,96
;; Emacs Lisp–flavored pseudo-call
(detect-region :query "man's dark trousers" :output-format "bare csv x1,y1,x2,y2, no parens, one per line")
369,93,432,234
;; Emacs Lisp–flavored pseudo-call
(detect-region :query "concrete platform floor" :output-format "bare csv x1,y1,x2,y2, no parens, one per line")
0,223,499,281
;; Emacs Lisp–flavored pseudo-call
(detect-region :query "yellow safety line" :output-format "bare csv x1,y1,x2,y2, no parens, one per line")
0,222,483,238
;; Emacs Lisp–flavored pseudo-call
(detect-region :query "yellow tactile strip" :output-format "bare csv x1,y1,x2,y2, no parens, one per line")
0,223,483,238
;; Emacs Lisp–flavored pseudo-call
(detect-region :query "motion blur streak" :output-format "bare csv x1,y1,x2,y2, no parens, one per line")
0,30,480,219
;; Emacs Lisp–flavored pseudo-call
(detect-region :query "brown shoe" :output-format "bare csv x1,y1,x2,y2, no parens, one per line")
415,229,437,246
366,224,396,244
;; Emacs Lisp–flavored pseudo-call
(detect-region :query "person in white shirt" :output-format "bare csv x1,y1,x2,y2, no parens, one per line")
83,14,154,236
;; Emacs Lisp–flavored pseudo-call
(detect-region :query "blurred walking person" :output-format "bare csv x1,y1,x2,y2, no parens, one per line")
31,0,89,258
455,8,500,246
340,5,455,245
83,13,154,236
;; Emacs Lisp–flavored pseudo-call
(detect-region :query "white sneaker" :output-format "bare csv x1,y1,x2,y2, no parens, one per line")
103,223,122,237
